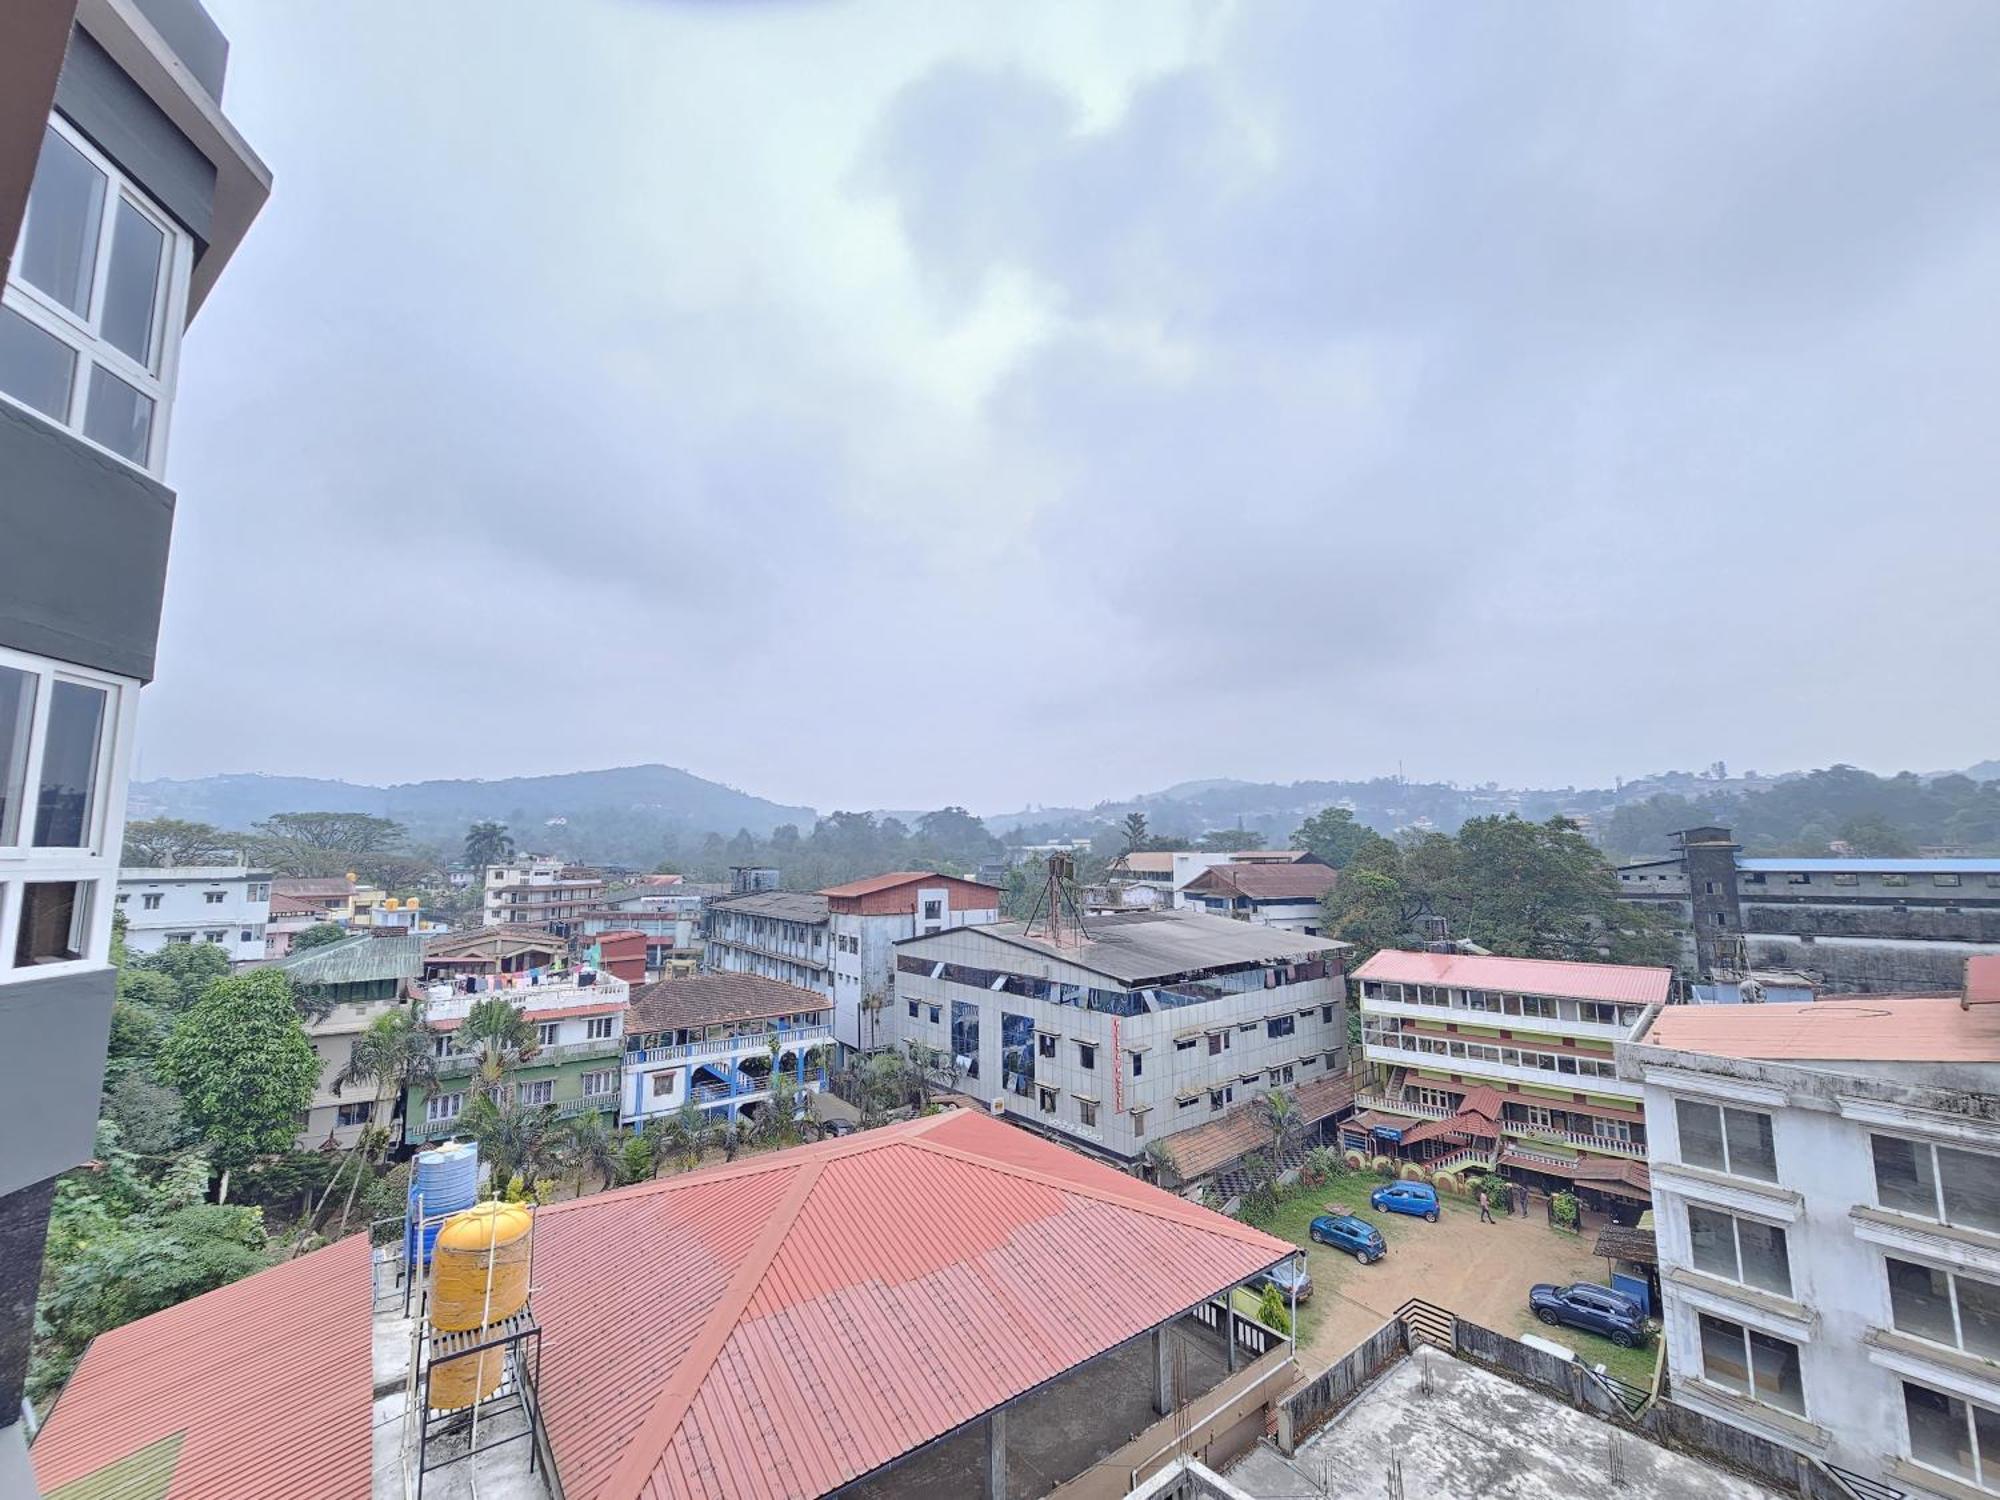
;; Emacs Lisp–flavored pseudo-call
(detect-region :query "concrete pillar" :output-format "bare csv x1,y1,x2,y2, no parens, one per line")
1225,1301,1239,1372
1152,1326,1174,1416
985,1407,1007,1500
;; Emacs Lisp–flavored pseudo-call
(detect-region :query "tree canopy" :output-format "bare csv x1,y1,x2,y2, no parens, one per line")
246,811,410,877
156,970,320,1177
1322,815,1681,969
120,817,234,866
1289,806,1394,870
290,922,348,952
462,820,515,869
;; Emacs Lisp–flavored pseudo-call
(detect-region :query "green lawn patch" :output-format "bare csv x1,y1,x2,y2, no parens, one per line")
1237,1169,1436,1346
1513,1307,1660,1388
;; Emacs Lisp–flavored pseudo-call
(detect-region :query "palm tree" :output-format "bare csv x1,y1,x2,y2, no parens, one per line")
461,998,540,1095
462,821,515,871
1252,1088,1306,1167
557,1111,619,1194
654,1099,713,1175
318,1008,438,1235
462,1093,558,1191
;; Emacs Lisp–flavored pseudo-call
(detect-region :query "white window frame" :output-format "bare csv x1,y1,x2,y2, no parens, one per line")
581,1069,616,1097
427,1091,465,1124
1687,1203,1793,1296
2,113,191,475
585,1015,614,1040
519,1079,554,1107
0,645,135,981
1900,1379,2000,1495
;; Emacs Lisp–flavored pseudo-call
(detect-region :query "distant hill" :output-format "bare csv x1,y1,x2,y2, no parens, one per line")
129,764,817,860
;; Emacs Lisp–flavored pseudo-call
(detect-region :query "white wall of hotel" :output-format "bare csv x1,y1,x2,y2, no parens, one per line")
620,1023,832,1127
115,866,271,966
1619,1032,2000,1498
829,888,1000,1052
879,924,1346,1161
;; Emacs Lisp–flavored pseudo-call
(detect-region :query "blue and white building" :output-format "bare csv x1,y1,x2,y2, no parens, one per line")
620,972,832,1127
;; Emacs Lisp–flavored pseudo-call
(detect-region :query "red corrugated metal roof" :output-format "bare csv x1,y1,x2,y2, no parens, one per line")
529,1110,1293,1500
30,1235,372,1500
1354,950,1672,1006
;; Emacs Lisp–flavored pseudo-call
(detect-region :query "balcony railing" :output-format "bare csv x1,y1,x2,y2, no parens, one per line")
558,1096,618,1119
423,974,629,1023
627,1024,833,1068
1355,1092,1644,1158
1356,1091,1450,1119
433,1035,625,1075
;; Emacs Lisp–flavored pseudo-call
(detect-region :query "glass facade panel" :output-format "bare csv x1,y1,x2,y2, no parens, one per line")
1699,1313,1750,1395
83,365,154,464
1688,1205,1737,1280
0,665,31,845
33,680,106,847
1959,1274,2000,1360
0,303,76,419
15,880,89,966
1905,1383,1975,1483
101,198,166,365
1875,1134,1938,1216
1738,1218,1791,1296
1942,1144,2000,1234
1888,1258,1958,1347
18,127,105,315
1747,1329,1805,1415
1725,1108,1778,1181
1677,1099,1726,1171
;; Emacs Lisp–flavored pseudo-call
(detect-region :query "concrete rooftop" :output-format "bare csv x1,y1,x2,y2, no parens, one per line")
1226,1346,1784,1500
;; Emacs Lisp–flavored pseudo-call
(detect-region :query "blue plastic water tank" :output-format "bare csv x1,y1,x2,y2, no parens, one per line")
406,1140,478,1267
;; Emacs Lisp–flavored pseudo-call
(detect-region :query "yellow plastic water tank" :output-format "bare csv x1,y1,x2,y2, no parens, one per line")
428,1340,505,1411
429,1202,533,1333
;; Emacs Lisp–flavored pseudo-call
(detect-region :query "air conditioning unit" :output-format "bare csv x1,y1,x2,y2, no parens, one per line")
990,1097,1007,1115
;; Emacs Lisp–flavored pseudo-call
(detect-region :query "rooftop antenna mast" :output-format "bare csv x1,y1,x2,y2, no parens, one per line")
1023,852,1091,946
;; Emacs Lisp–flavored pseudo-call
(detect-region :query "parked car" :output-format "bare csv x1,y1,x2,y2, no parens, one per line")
1249,1258,1314,1304
1528,1282,1648,1347
1309,1213,1388,1265
1370,1182,1441,1221
821,1118,856,1138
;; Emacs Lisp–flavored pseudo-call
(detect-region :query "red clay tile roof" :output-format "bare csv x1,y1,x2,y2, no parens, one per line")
30,1235,372,1500
1965,955,2000,1007
528,1109,1292,1500
1645,995,2000,1063
816,870,1000,899
1154,1072,1356,1180
1181,864,1339,902
1355,950,1673,1006
627,972,830,1033
1498,1146,1652,1197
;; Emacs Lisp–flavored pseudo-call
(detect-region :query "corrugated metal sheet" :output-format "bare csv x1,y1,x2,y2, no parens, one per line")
43,1433,181,1500
529,1110,1293,1500
276,932,426,986
30,1236,372,1500
1354,950,1672,1006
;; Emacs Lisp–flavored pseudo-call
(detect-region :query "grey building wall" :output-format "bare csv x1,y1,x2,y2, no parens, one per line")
0,399,176,681
128,0,228,101
54,24,215,245
1679,830,1743,976
0,1178,57,1418
0,968,115,1200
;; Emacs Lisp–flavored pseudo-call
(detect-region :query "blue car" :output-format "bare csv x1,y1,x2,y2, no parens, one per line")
1370,1182,1441,1222
1529,1282,1649,1347
1309,1213,1388,1265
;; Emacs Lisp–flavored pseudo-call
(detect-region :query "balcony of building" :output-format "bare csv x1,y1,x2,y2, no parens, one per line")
432,1034,624,1076
1355,1089,1646,1159
1357,990,1643,1044
421,972,629,1025
1360,1023,1638,1100
626,1022,833,1068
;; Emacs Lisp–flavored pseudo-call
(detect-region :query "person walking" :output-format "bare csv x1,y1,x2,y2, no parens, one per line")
1478,1188,1494,1224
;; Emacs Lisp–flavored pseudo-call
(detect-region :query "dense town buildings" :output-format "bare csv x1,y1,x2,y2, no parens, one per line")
1352,950,1669,1214
114,863,270,964
700,888,832,995
1621,971,2000,1498
821,870,1001,1050
884,908,1348,1162
278,932,426,1151
0,0,265,1482
1618,825,2000,992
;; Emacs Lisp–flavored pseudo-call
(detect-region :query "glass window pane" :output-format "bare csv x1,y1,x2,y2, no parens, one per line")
1688,1205,1739,1280
33,680,106,848
1725,1108,1778,1181
1737,1219,1792,1296
82,365,153,465
1678,1099,1727,1171
15,880,90,966
1889,1258,1958,1347
1748,1329,1805,1415
0,665,31,845
1940,1146,2000,1234
0,303,77,420
1699,1313,1750,1395
1906,1382,1975,1482
18,127,105,315
1974,1401,2000,1483
1876,1135,1939,1217
1958,1274,2000,1360
101,199,165,366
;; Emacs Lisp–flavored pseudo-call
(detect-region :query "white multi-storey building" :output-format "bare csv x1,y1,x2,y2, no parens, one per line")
115,864,270,965
883,909,1348,1163
482,856,604,930
702,890,832,996
819,871,1001,1052
1621,972,2000,1500
620,971,832,1128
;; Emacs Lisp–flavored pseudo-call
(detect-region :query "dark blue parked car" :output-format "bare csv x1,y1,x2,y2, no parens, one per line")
1529,1282,1648,1347
1370,1182,1441,1221
1309,1213,1387,1265
1249,1258,1314,1304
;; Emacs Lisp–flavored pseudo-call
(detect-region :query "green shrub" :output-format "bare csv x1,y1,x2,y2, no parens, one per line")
1551,1190,1580,1230
1256,1283,1293,1338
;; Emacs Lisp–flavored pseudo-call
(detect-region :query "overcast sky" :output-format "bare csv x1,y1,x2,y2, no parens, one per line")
143,0,2000,812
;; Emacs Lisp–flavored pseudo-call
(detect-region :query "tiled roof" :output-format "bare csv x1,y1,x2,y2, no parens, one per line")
1155,1072,1356,1180
1354,950,1672,1007
708,890,829,922
275,932,426,987
1593,1223,1659,1266
627,972,828,1032
817,870,999,899
1644,996,2000,1063
908,909,1345,986
30,1236,371,1500
1498,1147,1652,1197
1182,864,1339,902
527,1110,1293,1500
